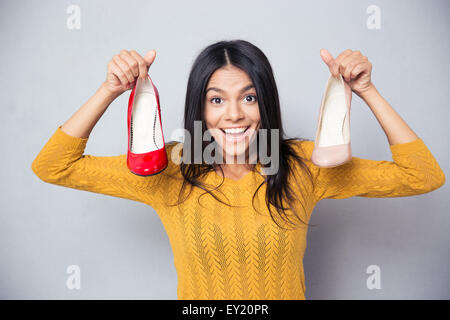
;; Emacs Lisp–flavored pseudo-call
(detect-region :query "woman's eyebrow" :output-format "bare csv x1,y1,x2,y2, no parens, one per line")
206,84,254,94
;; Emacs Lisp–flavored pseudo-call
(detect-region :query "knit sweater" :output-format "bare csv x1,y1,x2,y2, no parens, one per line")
31,126,446,300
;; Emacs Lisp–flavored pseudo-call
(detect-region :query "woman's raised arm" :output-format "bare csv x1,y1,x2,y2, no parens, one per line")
31,50,174,210
61,49,156,138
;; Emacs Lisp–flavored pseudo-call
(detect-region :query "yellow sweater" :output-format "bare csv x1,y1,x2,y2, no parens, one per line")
31,126,445,299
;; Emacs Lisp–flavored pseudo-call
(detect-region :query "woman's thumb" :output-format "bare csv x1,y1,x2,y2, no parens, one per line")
320,48,338,77
143,49,156,67
320,49,334,66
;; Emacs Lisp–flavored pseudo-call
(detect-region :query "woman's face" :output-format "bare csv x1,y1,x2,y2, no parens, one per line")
204,65,261,162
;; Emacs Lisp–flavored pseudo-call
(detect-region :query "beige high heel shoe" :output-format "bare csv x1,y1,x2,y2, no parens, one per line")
311,73,353,168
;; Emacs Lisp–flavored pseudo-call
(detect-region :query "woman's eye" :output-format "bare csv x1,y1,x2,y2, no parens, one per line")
245,95,257,102
210,97,222,104
209,95,257,104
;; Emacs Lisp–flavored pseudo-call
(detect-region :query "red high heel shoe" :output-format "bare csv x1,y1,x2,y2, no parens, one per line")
127,74,168,176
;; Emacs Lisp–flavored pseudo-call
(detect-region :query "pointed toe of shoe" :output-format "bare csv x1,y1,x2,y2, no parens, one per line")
127,148,168,176
311,143,352,168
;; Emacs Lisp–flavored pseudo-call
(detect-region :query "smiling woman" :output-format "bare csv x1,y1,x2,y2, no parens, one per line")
204,67,261,172
177,39,315,230
31,39,445,300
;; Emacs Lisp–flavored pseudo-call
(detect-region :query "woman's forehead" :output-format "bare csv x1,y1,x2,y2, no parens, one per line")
207,68,253,92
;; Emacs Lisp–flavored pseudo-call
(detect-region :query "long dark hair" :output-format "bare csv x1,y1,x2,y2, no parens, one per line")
167,39,315,230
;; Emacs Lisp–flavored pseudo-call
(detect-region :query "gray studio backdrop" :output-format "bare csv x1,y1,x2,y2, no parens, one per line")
1,0,448,299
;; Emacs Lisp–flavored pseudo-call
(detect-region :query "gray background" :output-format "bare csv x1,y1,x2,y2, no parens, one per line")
1,0,448,299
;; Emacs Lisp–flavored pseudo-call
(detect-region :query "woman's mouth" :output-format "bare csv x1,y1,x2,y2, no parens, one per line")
219,126,251,143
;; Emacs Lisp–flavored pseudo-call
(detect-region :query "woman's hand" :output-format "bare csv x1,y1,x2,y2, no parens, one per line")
320,48,374,97
102,49,156,97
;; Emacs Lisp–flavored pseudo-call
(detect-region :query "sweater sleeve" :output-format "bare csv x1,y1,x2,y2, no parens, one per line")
297,138,446,202
31,125,174,209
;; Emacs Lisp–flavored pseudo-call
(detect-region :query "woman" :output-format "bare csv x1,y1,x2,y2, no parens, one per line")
31,39,445,300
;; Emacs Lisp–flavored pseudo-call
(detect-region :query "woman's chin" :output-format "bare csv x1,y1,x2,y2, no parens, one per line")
222,150,251,163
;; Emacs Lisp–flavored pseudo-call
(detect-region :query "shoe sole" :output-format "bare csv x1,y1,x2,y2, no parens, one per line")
129,162,168,177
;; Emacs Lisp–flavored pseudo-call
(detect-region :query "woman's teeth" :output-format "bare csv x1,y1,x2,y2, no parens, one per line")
222,127,248,135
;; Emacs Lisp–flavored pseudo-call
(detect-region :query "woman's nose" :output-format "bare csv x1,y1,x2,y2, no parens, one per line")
226,101,245,121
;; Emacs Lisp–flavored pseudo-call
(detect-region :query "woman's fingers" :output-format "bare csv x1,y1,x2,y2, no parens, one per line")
333,49,354,77
339,51,366,81
103,49,157,96
349,62,366,81
108,60,129,86
320,49,373,94
119,50,140,79
129,50,150,80
113,54,135,84
343,57,367,81
324,49,368,82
